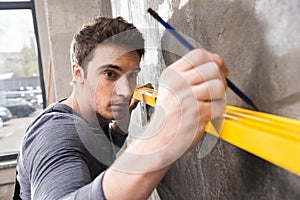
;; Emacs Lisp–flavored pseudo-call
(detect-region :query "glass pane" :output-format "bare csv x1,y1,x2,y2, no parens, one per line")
0,9,43,154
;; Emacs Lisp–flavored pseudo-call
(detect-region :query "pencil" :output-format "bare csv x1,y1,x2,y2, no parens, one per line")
147,8,259,111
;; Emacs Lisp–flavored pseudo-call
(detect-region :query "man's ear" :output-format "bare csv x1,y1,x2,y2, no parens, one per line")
72,63,85,84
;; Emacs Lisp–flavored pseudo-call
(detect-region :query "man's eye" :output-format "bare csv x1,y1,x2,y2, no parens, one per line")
103,71,117,79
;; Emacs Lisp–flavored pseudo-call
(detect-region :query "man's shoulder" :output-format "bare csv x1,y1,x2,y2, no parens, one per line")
22,102,88,150
19,102,93,168
29,102,85,129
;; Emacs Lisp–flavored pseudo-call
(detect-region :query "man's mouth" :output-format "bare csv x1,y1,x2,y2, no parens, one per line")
110,103,129,110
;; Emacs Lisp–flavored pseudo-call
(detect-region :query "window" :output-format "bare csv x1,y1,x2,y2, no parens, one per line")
0,1,45,158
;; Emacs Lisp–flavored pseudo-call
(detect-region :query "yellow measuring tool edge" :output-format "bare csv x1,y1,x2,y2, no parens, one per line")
133,87,300,176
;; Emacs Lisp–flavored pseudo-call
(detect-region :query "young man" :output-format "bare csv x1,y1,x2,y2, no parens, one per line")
15,16,228,199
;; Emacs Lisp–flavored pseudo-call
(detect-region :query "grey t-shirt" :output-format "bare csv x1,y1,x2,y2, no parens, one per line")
16,101,127,199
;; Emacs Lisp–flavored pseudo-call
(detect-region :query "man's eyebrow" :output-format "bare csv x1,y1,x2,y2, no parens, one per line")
98,64,123,71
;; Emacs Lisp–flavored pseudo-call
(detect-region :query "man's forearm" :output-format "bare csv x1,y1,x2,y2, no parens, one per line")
102,109,195,199
103,165,170,200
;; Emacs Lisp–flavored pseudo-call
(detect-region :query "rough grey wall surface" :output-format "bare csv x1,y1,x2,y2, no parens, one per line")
158,139,300,200
111,0,300,199
161,0,300,119
37,0,112,103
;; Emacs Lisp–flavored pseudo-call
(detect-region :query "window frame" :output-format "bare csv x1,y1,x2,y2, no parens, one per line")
0,0,46,161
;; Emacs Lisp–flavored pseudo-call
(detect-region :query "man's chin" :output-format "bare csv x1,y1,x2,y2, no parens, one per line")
95,108,129,121
112,112,128,120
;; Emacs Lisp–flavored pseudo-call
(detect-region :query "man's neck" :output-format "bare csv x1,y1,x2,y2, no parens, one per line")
96,113,111,130
63,94,110,129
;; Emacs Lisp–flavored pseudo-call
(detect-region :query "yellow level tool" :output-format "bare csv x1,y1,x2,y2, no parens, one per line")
133,87,300,176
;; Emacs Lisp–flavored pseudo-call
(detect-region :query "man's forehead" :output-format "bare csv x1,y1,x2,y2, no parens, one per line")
93,44,140,62
87,44,141,73
98,64,140,72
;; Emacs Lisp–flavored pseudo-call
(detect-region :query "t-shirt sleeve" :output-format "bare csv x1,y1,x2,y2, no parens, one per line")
63,172,106,200
20,113,107,200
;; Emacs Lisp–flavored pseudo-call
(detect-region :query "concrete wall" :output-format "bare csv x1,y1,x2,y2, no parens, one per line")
34,0,112,105
111,0,300,199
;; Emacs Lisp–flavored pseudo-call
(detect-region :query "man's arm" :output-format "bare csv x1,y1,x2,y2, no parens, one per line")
103,49,228,199
20,114,107,200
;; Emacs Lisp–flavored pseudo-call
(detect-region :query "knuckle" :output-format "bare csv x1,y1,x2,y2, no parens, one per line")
213,54,223,62
206,79,225,99
192,48,205,56
185,49,207,66
211,62,220,75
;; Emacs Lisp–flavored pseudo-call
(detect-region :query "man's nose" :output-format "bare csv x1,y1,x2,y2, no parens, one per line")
115,76,132,98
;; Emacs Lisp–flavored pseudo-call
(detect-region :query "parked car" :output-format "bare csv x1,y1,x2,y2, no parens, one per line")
0,98,36,118
4,90,42,108
0,106,12,122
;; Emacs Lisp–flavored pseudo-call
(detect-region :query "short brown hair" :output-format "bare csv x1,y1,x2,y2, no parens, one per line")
70,16,145,71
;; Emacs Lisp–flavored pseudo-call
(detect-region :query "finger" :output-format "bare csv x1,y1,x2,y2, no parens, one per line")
210,53,229,88
136,83,154,89
182,62,222,85
211,53,229,77
193,79,226,101
169,49,212,72
198,98,226,121
143,83,154,89
189,99,226,149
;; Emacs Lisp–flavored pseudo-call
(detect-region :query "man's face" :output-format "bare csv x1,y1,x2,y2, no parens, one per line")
84,44,141,121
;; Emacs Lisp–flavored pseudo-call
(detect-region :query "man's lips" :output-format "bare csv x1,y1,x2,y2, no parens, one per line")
110,103,129,109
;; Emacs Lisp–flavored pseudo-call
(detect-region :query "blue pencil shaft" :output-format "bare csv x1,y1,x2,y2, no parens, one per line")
148,8,258,110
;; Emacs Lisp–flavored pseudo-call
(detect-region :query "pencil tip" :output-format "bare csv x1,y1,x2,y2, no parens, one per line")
147,8,160,20
250,103,259,111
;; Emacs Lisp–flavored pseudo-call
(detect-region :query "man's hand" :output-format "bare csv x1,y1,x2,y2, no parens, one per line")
112,48,228,171
153,49,228,152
